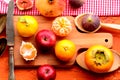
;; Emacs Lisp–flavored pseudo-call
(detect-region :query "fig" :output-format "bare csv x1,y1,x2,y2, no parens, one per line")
69,0,85,8
81,14,100,32
16,0,33,10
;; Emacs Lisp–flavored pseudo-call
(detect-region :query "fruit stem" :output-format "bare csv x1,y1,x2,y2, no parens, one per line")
44,37,48,41
94,51,107,66
45,69,49,74
64,47,68,51
88,16,92,22
19,17,29,26
48,0,54,4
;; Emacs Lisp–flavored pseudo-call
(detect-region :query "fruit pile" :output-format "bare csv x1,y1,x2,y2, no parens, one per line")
16,16,76,62
16,15,76,80
14,0,116,79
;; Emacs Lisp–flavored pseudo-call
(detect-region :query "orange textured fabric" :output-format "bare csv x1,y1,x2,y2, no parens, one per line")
0,16,120,80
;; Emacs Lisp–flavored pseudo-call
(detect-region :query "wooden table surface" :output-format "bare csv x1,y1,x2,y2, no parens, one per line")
0,16,120,80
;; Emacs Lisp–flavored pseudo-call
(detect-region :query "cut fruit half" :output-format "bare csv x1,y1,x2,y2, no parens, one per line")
20,41,37,61
16,0,33,10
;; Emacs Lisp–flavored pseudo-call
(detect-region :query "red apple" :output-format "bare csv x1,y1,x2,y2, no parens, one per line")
35,29,56,51
37,64,56,80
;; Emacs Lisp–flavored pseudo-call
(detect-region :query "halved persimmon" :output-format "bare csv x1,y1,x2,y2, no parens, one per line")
20,41,37,61
85,45,114,73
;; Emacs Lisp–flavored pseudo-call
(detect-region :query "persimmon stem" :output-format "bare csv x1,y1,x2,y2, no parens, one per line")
48,0,54,4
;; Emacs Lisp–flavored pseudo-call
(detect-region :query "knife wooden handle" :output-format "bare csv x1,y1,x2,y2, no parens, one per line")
9,46,15,80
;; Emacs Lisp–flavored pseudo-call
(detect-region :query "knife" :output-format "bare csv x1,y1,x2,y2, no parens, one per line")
6,0,15,80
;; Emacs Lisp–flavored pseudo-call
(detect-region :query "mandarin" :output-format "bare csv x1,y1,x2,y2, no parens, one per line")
20,41,37,61
52,17,72,37
16,16,38,37
55,39,76,62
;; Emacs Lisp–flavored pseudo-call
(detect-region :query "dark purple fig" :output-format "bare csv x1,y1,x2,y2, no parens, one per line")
69,0,85,9
81,14,100,32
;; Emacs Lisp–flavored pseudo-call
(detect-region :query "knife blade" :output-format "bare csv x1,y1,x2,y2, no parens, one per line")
6,0,15,80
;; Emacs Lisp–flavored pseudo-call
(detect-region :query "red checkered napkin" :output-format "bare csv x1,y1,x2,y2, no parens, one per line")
0,0,120,16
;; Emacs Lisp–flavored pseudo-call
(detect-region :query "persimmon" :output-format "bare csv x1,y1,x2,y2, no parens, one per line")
85,45,114,73
35,0,66,17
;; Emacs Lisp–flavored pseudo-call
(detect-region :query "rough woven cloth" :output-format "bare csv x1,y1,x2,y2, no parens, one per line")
0,0,120,16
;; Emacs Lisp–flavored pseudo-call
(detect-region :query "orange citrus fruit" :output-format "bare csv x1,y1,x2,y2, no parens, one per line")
55,39,76,62
16,16,38,37
52,17,72,37
20,41,37,61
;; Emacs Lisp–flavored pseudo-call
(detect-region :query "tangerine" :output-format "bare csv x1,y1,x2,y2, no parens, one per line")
16,16,38,37
52,17,72,37
55,39,76,62
20,41,37,61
